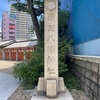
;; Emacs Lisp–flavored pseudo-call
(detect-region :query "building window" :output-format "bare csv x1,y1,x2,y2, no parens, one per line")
9,32,15,34
9,36,15,39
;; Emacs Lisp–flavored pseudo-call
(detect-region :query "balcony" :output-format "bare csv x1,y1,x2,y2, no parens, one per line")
9,29,15,33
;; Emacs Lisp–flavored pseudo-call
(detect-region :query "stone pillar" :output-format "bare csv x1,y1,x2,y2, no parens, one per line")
44,0,58,98
9,49,11,60
2,49,5,60
23,49,26,61
16,49,18,61
45,0,58,80
37,0,65,98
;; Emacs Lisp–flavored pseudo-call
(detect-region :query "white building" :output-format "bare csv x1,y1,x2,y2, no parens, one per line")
10,5,34,40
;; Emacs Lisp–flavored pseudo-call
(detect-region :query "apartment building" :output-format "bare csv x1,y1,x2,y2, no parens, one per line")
10,5,33,40
2,12,16,40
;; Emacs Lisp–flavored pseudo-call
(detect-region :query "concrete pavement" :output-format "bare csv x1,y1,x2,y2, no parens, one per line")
0,60,21,100
0,73,20,100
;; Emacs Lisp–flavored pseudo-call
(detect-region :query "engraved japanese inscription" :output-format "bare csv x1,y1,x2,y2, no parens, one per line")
45,0,58,79
47,13,55,21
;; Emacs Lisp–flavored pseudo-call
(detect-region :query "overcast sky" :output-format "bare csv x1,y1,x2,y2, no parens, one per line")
0,0,10,32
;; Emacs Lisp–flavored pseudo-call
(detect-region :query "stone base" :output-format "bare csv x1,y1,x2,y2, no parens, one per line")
46,80,57,98
37,77,65,94
31,86,74,100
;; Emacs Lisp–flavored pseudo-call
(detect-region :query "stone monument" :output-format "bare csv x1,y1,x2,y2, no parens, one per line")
37,0,65,98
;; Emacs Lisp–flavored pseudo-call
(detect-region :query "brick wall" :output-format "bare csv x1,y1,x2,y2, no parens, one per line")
66,55,100,100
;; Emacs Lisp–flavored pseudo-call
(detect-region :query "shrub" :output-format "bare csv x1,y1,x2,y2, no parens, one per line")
13,43,44,88
64,72,81,90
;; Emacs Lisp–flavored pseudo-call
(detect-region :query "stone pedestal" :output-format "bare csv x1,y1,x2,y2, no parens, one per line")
46,80,57,98
37,0,66,98
37,77,65,95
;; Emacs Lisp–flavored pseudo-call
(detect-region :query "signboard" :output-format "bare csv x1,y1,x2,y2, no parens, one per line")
10,14,16,20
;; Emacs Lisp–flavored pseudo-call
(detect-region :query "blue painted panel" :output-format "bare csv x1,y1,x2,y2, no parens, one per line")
72,0,100,45
73,38,100,56
61,0,73,11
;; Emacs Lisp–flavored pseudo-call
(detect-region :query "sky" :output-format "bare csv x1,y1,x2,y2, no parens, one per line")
0,0,10,32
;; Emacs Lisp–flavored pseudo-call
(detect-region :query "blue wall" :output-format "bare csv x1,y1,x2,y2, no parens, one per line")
61,0,100,55
72,0,100,55
72,0,100,45
61,0,73,11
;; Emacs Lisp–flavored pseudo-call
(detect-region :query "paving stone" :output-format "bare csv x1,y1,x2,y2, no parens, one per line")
0,73,20,100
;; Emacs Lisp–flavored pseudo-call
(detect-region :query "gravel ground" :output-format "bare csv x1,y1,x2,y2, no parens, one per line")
70,89,90,100
8,85,90,100
8,86,31,100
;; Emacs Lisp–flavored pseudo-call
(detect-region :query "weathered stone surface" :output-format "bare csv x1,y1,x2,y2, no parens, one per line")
93,94,100,100
37,77,65,94
85,77,90,87
67,55,100,100
37,0,60,98
99,64,100,74
99,76,100,85
78,60,86,68
91,63,98,73
90,73,97,83
44,0,58,80
77,67,84,75
86,62,92,71
77,73,84,82
85,69,90,79
80,82,90,98
58,77,65,93
99,86,100,96
91,82,98,94
89,90,92,100
46,80,57,98
31,87,73,100
37,77,44,93
44,0,59,97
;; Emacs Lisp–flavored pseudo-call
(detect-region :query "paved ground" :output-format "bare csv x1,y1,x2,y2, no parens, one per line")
0,73,20,100
0,60,20,74
0,60,21,100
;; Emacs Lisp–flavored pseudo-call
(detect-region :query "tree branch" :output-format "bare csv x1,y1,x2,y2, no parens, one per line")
27,0,41,43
